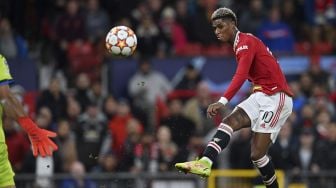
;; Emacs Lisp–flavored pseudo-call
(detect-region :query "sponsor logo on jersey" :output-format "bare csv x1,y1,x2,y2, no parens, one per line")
236,45,248,54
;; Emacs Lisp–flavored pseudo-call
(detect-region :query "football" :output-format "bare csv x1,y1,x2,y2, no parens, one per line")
105,26,137,56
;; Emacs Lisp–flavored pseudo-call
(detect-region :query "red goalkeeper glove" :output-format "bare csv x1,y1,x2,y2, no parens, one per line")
18,117,58,157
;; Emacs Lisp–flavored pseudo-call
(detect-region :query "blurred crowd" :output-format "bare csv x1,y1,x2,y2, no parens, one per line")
0,0,336,186
4,56,336,186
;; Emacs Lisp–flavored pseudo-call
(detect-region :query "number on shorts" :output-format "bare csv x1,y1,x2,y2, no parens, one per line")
262,111,274,123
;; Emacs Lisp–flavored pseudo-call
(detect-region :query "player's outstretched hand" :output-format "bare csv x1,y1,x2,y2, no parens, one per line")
18,117,58,157
28,128,58,157
207,102,225,118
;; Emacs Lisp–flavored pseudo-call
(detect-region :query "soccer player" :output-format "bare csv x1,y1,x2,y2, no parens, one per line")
175,7,293,188
0,54,58,188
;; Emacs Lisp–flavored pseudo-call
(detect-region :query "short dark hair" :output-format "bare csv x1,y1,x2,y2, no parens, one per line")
211,7,237,25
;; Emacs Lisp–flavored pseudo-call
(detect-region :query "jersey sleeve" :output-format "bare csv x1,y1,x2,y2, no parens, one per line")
223,37,255,100
0,55,14,86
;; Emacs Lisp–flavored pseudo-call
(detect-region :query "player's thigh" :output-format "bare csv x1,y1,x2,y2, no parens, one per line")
252,92,293,143
229,92,261,131
223,107,252,131
0,144,15,188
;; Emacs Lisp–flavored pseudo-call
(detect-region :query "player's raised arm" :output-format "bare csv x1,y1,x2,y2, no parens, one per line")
0,55,57,157
222,38,255,101
207,37,255,118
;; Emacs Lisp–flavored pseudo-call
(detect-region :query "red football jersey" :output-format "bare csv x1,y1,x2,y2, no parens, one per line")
223,32,293,100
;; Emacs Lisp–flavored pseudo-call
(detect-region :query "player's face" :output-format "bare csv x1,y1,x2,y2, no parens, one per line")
212,19,235,43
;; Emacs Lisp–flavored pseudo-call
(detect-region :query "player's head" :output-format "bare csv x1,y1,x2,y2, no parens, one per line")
211,7,237,43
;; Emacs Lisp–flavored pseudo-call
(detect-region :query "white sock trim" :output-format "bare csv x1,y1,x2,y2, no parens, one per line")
264,174,277,185
218,123,233,135
208,141,221,153
252,155,270,168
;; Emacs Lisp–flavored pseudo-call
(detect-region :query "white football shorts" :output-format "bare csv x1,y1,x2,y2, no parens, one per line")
237,92,293,143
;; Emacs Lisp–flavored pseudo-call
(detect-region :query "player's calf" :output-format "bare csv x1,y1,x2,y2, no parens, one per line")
252,155,278,188
202,123,233,162
202,108,250,163
175,123,233,178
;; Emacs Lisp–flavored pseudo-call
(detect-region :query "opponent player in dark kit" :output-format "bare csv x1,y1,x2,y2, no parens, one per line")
175,7,293,188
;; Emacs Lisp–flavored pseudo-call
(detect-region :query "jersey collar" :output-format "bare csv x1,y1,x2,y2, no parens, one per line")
233,31,240,51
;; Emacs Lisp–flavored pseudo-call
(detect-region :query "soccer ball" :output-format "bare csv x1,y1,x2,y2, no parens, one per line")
105,26,137,56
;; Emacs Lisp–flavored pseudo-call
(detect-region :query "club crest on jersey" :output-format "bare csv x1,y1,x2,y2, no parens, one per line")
236,45,248,54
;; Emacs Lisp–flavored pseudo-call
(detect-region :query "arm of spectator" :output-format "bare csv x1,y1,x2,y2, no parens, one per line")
158,74,173,94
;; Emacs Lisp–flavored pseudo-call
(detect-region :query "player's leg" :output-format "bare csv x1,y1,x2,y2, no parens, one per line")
0,144,15,188
251,132,278,188
202,107,251,163
251,92,293,188
175,107,251,177
175,92,260,177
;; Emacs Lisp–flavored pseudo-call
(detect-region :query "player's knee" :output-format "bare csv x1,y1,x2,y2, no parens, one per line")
222,108,250,131
222,116,237,131
222,114,246,131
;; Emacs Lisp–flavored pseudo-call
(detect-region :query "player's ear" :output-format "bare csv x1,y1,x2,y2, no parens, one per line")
230,21,235,29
